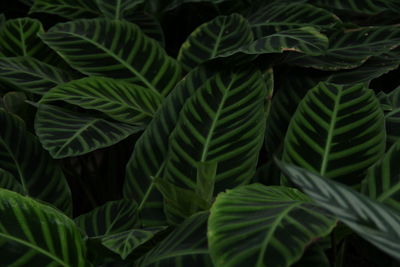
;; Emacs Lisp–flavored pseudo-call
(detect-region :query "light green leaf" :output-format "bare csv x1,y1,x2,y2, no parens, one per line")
30,0,100,19
35,104,138,158
41,77,163,126
282,82,386,185
196,161,217,203
39,19,181,97
96,0,145,19
0,189,89,266
208,184,336,267
277,161,400,261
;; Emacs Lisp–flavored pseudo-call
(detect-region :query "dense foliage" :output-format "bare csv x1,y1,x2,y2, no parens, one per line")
1,0,400,266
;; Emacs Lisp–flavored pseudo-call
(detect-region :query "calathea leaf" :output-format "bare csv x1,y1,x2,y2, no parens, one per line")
0,168,24,194
312,0,391,15
125,12,165,46
0,109,72,214
0,189,90,266
282,82,386,185
377,85,400,145
35,104,139,158
39,18,181,97
208,184,336,267
96,0,145,19
40,77,163,126
277,161,400,261
30,0,101,19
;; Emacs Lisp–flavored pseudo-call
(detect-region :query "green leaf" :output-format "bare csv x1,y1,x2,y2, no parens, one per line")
282,82,386,185
178,13,253,72
125,12,165,46
277,161,400,261
378,86,400,145
96,0,145,19
208,184,336,267
0,189,89,266
362,140,400,211
313,0,391,15
39,19,181,97
0,56,77,95
0,168,24,193
35,104,138,158
75,199,139,237
2,91,27,115
196,161,217,203
137,211,213,267
30,0,100,19
101,227,166,260
41,77,163,126
0,109,72,214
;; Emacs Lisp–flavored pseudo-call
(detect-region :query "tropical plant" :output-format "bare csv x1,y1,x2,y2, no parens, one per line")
1,0,400,266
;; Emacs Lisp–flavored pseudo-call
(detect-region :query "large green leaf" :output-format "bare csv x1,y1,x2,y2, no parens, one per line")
39,19,181,97
208,184,336,267
0,109,72,214
96,0,145,19
41,77,163,126
35,104,138,158
75,199,139,237
137,212,213,267
284,26,400,70
162,66,266,221
123,64,218,226
278,161,400,261
362,140,400,211
282,82,386,185
30,0,100,19
0,56,77,95
0,189,89,266
177,13,253,72
313,0,391,15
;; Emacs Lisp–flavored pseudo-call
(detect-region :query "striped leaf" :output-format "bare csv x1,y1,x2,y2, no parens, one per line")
41,77,163,126
0,168,24,194
177,13,253,72
137,212,213,267
125,12,165,46
155,0,228,12
362,140,400,211
39,19,181,97
163,67,266,221
35,104,138,158
247,2,341,38
282,82,386,185
278,161,400,261
2,91,28,117
208,184,336,267
0,109,72,214
0,56,77,95
285,26,400,70
123,64,218,227
97,0,145,19
101,227,166,260
313,0,391,15
30,0,100,19
0,189,90,266
75,199,139,237
378,86,400,145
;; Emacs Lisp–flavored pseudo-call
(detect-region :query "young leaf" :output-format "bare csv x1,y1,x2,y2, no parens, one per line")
30,0,100,19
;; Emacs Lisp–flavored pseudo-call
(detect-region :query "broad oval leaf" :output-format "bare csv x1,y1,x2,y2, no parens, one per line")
0,109,72,214
30,0,100,19
35,104,138,158
278,161,400,261
39,19,181,97
41,77,163,126
0,189,89,266
178,13,253,72
282,82,386,185
208,184,336,267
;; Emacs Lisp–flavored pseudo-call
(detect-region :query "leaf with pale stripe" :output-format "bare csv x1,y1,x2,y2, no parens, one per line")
0,56,77,95
96,0,145,19
41,77,163,126
123,64,218,226
163,66,266,221
0,168,24,194
0,189,89,266
277,161,400,261
75,199,139,237
35,104,138,158
282,82,386,185
30,0,100,19
313,0,391,15
39,19,181,97
177,13,253,72
0,109,72,214
208,184,336,267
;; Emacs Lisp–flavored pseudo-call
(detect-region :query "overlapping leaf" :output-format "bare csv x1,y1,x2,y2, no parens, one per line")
378,86,400,144
0,109,72,214
30,0,100,19
35,104,138,158
282,82,386,185
0,189,89,266
178,13,253,72
208,184,336,267
39,19,181,97
41,77,163,126
278,161,400,261
0,168,24,193
0,56,76,95
97,0,145,19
